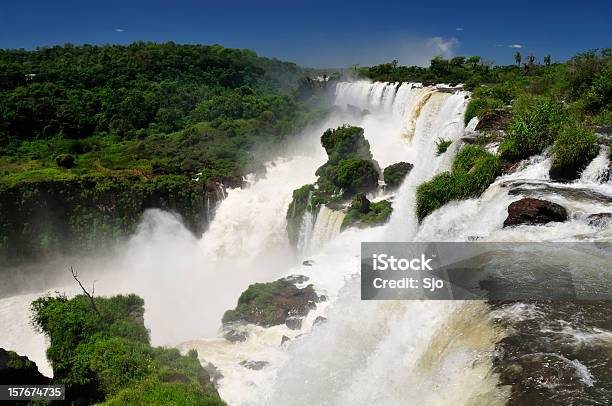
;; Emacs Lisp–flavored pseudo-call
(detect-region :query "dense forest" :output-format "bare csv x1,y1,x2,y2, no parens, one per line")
0,42,328,262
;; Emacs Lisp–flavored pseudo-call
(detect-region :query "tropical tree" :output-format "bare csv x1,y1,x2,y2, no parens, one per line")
514,52,522,66
544,55,551,66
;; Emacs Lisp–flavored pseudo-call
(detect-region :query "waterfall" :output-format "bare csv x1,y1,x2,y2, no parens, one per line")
305,205,346,255
4,80,610,405
580,146,610,183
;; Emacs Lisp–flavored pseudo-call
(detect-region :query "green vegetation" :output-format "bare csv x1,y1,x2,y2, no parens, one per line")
222,277,318,327
341,194,393,230
416,145,502,221
31,293,223,405
550,124,599,180
0,42,327,261
383,161,412,188
435,139,453,155
498,96,567,161
286,125,382,245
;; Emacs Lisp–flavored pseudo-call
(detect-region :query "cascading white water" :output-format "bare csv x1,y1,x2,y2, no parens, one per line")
181,82,510,406
3,79,610,405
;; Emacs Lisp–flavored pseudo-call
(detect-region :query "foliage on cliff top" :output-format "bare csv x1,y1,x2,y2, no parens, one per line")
0,42,326,187
31,292,223,405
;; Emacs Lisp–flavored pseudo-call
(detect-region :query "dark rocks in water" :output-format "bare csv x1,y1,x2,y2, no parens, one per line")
503,198,568,227
223,328,248,343
506,182,612,204
460,137,477,144
352,193,370,213
383,162,413,189
280,335,291,345
302,260,314,266
313,316,328,326
240,360,269,371
586,212,612,228
222,276,320,327
285,316,303,330
474,109,511,131
0,348,50,385
283,275,309,284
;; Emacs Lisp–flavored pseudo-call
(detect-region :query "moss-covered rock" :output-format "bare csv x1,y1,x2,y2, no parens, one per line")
416,145,501,221
320,125,373,163
383,162,413,188
549,125,599,180
341,194,393,230
222,276,320,327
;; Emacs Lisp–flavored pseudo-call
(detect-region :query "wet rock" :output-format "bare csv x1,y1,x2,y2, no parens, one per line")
223,328,248,343
352,193,370,213
474,109,512,131
0,348,49,384
240,360,269,371
283,275,310,284
506,182,612,204
222,276,320,327
586,212,612,228
280,335,291,345
460,137,477,144
503,198,568,227
285,316,303,330
302,260,314,266
313,316,328,326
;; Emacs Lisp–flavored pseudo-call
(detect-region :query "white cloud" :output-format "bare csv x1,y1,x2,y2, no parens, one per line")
508,44,523,49
426,37,460,58
114,28,125,33
455,27,464,31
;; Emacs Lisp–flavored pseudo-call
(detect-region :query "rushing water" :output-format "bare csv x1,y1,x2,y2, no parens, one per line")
1,80,611,405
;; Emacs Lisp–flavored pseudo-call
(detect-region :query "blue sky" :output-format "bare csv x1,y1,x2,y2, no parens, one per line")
1,0,610,67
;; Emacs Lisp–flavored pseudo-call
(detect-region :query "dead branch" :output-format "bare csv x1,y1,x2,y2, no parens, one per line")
70,266,100,316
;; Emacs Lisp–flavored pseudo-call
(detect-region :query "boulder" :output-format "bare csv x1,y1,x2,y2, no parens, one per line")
503,198,568,227
475,109,511,131
280,335,291,345
383,162,413,189
222,276,320,327
223,328,248,343
313,316,328,326
240,360,268,371
586,212,612,228
0,348,49,385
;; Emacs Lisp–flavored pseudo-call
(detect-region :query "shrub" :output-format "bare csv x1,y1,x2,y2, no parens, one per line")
416,145,501,221
436,139,452,155
342,197,393,230
550,124,599,180
500,96,568,161
383,162,413,188
464,97,505,125
328,158,379,193
320,125,373,163
31,293,223,405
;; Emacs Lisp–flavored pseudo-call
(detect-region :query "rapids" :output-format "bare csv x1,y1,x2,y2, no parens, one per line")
1,80,611,405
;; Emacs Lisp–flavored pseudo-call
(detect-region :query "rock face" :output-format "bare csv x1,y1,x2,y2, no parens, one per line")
475,109,511,131
222,276,320,328
503,198,568,227
0,348,49,385
587,212,612,228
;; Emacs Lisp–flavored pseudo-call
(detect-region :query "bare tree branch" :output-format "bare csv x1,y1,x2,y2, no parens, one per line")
70,266,100,316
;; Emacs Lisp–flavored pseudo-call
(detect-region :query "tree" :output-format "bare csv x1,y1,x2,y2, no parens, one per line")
527,54,536,66
514,52,522,66
391,59,399,69
544,55,551,66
